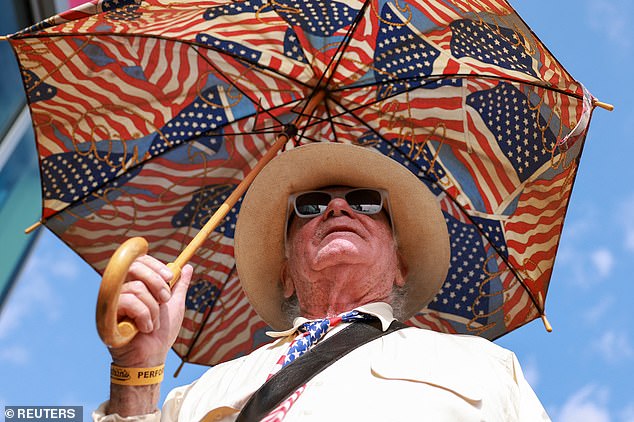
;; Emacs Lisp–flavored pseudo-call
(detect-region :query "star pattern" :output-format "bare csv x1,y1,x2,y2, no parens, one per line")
429,213,490,321
185,279,221,313
22,69,56,103
274,0,357,37
105,4,141,21
41,150,141,203
283,27,308,63
101,0,140,12
467,82,557,182
282,310,374,366
203,0,262,21
450,19,536,77
195,32,262,63
149,85,230,157
471,215,507,258
172,185,242,238
374,3,458,99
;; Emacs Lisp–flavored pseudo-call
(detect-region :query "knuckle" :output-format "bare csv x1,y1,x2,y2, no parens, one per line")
123,280,149,295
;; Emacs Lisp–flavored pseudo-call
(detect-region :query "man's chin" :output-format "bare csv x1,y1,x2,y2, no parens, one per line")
312,238,366,269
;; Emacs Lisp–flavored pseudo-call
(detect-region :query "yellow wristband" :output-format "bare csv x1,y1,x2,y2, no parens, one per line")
110,363,165,386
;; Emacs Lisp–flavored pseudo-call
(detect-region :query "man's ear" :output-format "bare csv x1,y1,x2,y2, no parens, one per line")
280,260,296,298
394,251,408,288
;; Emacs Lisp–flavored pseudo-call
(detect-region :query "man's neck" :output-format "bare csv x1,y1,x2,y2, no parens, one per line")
295,267,393,320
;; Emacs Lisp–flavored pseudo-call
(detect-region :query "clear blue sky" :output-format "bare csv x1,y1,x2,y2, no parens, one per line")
1,1,632,421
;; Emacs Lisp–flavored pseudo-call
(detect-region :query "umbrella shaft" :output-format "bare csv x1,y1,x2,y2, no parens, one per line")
169,89,326,285
169,131,290,284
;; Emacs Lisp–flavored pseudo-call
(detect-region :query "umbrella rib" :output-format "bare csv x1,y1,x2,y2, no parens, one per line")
325,74,583,134
332,73,585,102
316,0,374,90
326,95,548,325
190,45,289,130
323,97,341,144
175,266,238,374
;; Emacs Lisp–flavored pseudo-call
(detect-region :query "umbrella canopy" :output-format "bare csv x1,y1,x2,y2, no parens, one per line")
7,0,604,368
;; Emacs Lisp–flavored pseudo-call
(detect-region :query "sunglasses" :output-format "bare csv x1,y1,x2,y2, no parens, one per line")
288,188,389,218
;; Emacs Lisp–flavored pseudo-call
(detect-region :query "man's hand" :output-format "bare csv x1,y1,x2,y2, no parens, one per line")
105,255,193,416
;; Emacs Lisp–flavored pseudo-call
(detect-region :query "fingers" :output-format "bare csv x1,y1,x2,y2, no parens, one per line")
118,282,160,333
118,255,172,334
118,258,194,335
128,255,173,304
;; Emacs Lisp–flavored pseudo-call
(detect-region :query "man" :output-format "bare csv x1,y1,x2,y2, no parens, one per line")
94,143,550,421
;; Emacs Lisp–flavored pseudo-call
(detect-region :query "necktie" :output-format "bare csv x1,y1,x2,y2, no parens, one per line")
261,310,375,421
282,310,373,366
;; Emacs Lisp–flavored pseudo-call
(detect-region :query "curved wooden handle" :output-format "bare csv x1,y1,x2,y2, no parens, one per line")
96,237,149,348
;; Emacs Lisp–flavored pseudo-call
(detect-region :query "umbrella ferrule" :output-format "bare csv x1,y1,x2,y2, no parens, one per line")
283,124,298,139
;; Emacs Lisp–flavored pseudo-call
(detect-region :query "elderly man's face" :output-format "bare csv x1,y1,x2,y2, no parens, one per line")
281,187,406,312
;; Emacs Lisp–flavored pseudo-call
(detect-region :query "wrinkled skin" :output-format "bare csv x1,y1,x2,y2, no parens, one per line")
282,186,407,319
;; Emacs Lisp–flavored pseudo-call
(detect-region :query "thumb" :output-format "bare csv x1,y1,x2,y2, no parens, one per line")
170,263,193,308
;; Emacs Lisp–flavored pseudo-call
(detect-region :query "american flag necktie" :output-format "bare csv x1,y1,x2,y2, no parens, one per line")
260,310,376,421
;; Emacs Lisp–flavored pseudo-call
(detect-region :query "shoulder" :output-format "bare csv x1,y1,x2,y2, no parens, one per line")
398,326,511,350
384,326,517,370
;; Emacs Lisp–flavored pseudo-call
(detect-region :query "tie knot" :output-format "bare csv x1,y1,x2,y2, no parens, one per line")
298,317,331,338
297,310,374,335
282,311,375,367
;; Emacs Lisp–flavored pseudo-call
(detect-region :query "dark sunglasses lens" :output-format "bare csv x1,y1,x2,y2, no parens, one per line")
345,189,382,214
295,191,332,216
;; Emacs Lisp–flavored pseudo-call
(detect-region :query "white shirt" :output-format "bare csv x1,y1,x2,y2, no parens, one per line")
94,303,550,421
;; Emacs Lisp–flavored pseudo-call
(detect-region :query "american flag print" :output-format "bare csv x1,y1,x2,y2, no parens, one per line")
8,0,597,366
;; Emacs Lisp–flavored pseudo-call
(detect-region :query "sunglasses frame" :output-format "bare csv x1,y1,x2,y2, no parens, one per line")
288,187,389,219
284,187,395,248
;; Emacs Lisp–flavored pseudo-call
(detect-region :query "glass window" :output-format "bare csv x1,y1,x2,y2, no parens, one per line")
0,0,31,139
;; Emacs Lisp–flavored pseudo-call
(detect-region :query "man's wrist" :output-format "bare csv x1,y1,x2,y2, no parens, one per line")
109,348,168,368
107,383,162,417
111,363,165,386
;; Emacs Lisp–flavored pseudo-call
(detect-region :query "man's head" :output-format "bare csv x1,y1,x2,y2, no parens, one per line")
282,186,407,320
234,143,450,329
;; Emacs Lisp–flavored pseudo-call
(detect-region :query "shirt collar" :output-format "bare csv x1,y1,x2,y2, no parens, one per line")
265,302,396,338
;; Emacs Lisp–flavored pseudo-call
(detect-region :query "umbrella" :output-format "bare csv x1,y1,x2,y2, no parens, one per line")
5,0,611,370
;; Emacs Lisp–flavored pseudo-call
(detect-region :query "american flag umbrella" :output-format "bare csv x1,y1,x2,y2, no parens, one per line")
5,0,610,370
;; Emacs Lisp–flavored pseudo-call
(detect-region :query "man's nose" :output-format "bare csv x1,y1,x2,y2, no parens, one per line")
322,197,353,219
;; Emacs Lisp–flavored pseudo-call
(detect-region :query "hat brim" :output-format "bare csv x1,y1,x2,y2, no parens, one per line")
234,143,450,329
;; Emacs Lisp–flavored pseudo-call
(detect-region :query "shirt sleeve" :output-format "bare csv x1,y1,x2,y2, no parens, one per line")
161,382,197,421
91,383,192,422
91,402,161,422
510,353,551,422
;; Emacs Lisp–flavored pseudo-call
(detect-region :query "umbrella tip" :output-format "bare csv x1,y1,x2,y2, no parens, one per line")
593,99,615,112
24,220,42,234
541,314,553,333
173,360,186,378
0,35,9,41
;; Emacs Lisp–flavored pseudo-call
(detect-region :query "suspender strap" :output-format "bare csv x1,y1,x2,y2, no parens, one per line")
236,319,408,422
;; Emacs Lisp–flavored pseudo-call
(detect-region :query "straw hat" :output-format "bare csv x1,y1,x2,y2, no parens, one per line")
234,142,450,329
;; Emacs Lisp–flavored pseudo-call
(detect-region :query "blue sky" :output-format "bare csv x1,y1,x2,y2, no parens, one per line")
1,1,633,421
